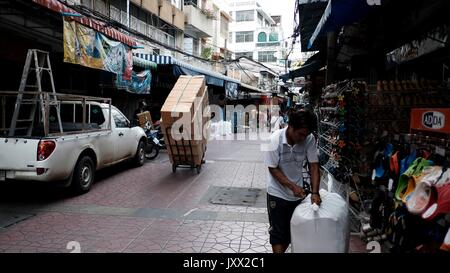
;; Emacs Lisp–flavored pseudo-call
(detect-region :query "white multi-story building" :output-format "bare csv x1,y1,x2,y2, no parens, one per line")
227,0,287,72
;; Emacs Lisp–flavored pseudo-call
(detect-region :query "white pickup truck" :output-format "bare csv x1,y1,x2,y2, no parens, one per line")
0,93,147,194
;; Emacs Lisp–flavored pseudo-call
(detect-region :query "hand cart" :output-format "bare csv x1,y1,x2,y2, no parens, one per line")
165,126,205,174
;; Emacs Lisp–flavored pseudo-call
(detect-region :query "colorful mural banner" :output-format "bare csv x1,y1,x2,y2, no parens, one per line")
63,18,132,80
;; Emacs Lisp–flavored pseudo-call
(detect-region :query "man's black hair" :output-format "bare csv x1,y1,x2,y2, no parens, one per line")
288,110,317,131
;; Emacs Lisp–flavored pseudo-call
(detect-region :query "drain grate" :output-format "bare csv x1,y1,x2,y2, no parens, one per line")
208,187,263,206
0,212,34,228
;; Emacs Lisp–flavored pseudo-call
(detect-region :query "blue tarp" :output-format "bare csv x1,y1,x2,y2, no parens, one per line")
115,70,152,94
174,65,224,87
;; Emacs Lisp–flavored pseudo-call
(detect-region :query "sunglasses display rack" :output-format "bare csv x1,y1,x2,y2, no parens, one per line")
318,80,368,182
317,80,370,232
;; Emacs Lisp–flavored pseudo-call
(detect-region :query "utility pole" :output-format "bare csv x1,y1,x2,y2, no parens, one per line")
126,0,130,28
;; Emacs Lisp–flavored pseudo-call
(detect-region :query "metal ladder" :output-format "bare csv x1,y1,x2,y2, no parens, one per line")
9,49,62,136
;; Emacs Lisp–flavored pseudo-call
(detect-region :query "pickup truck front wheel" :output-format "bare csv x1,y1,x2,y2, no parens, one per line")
71,156,95,194
134,140,146,166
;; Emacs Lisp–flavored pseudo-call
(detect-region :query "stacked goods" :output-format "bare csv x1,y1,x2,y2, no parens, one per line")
161,76,209,166
136,111,153,129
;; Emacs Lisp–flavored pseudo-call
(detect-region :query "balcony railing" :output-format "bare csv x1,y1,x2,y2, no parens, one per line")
256,42,280,47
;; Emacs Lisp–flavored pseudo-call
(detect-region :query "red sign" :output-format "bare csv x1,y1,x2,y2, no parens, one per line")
410,108,450,134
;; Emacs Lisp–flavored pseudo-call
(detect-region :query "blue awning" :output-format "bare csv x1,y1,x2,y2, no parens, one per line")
132,56,157,70
308,0,376,50
280,53,324,81
132,53,240,87
297,0,328,52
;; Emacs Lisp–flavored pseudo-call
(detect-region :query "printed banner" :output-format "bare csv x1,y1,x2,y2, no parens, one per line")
63,18,132,80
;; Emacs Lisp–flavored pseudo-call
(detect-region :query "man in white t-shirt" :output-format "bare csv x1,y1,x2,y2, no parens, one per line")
264,110,321,253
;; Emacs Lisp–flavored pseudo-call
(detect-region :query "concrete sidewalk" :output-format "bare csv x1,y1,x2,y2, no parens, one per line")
0,134,367,253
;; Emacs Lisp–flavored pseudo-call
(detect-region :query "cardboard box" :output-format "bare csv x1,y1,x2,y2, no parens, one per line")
161,76,207,125
136,111,153,128
161,102,195,124
161,75,209,167
161,115,206,141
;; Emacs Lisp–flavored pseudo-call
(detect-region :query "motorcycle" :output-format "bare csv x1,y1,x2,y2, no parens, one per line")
143,121,166,160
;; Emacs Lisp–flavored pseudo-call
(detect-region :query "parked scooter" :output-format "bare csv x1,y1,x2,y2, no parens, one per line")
143,120,165,160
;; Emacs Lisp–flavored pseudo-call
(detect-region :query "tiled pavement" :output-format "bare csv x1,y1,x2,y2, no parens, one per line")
0,133,367,253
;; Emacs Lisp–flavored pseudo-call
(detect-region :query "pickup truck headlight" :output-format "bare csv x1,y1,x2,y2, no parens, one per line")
37,140,56,161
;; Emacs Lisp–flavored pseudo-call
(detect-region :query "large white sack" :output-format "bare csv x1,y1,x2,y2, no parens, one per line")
291,189,350,253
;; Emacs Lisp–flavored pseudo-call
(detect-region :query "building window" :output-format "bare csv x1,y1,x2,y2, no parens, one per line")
236,31,253,43
81,0,92,9
110,5,120,22
185,0,198,7
258,32,267,42
235,52,253,60
258,51,277,62
269,32,278,42
94,0,108,16
236,10,254,22
130,16,138,30
229,32,233,43
121,10,128,25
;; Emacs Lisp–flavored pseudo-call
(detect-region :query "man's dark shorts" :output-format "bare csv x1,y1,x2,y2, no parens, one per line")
267,193,303,245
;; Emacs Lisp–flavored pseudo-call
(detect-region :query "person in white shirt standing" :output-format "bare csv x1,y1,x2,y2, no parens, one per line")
270,110,285,132
264,110,321,253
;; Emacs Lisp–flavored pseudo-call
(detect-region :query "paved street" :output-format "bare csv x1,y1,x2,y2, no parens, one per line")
0,134,366,253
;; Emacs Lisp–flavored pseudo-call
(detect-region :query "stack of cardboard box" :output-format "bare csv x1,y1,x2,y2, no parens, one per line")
161,76,209,166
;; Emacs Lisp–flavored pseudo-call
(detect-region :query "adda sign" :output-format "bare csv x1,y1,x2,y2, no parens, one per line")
411,108,450,134
422,111,445,129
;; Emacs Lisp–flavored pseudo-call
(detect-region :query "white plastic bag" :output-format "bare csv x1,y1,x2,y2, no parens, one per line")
290,189,350,253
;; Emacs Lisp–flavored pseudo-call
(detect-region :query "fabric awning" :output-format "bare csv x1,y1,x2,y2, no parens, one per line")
297,0,328,52
132,56,157,70
133,53,240,87
33,0,137,47
308,0,376,50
